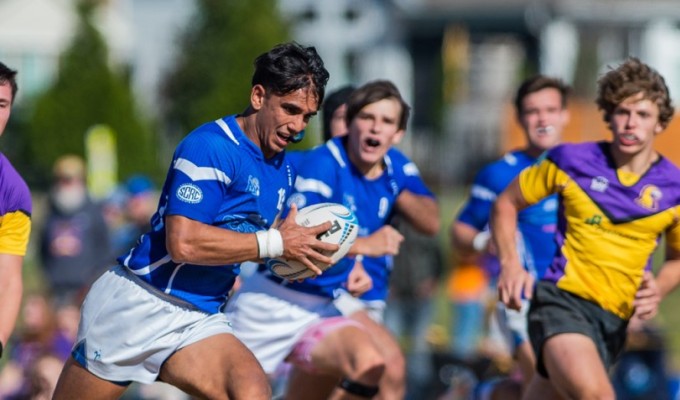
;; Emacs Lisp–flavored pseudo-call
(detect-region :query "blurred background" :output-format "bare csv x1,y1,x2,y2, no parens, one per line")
2,0,680,398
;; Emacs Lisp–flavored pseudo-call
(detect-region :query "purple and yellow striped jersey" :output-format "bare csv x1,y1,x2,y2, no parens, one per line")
519,141,680,319
0,153,31,256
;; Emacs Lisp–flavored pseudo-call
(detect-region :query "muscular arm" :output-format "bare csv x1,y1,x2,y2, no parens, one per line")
0,254,23,349
491,179,532,310
394,190,440,236
166,205,338,273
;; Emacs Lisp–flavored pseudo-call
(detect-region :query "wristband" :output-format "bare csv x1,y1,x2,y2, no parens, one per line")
255,229,284,258
472,231,491,252
0,340,3,359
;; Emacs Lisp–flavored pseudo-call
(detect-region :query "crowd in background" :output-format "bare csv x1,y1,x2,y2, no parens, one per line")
0,154,165,400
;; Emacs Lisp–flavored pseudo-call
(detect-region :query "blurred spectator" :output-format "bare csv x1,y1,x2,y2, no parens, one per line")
0,293,72,399
384,217,444,400
123,174,157,244
39,154,111,307
446,255,491,359
103,175,158,258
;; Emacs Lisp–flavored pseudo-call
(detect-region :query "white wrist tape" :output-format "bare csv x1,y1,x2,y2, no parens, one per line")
472,231,491,252
255,229,284,258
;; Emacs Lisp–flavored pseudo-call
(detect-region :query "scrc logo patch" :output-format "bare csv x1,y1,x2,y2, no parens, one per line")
177,183,203,204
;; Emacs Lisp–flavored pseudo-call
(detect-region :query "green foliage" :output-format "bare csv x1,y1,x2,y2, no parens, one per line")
25,3,161,188
160,0,290,143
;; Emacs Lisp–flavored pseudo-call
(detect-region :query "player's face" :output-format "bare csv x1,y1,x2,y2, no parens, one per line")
251,85,319,158
0,83,13,136
347,98,404,177
608,93,663,157
329,104,348,138
519,88,569,156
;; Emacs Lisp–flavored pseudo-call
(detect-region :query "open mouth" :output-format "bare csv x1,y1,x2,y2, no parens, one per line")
536,126,555,136
365,138,380,147
618,133,638,145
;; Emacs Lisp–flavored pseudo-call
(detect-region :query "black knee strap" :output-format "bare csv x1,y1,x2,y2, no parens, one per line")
338,378,379,398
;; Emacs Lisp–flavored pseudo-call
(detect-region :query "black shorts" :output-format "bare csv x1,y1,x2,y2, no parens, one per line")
528,281,629,378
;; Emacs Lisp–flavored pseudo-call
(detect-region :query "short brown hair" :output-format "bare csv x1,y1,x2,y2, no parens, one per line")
596,57,674,128
345,80,411,131
514,75,570,115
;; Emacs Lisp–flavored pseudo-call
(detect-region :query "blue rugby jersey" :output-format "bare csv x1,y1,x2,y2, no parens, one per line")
266,136,435,301
118,115,295,314
456,150,558,280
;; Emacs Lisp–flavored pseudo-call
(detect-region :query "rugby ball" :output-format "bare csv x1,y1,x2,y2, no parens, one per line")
268,203,358,280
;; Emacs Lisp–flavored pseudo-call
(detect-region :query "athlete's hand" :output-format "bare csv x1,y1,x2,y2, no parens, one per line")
632,271,661,320
497,262,533,311
345,257,373,297
278,204,339,276
352,225,404,257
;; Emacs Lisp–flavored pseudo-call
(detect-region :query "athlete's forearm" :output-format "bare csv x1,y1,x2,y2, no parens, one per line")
450,221,483,257
166,215,260,265
395,190,440,236
655,257,680,299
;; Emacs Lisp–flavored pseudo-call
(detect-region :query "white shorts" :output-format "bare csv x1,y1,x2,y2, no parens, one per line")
72,265,233,384
333,290,386,323
495,300,531,353
225,273,342,374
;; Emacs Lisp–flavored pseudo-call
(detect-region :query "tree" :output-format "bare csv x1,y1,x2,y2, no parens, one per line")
26,1,160,189
160,0,290,145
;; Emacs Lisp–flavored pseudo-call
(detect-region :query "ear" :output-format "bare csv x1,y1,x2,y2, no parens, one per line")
250,85,266,111
561,108,571,125
654,121,664,135
391,129,406,145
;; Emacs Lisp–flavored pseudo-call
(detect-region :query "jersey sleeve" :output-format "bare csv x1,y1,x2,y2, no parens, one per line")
517,159,567,205
456,167,498,230
389,149,435,198
0,211,31,256
165,132,233,224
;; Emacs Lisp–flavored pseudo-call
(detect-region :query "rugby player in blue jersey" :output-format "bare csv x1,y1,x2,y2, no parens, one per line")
0,62,32,362
227,80,439,399
450,75,570,396
53,42,334,400
493,58,679,399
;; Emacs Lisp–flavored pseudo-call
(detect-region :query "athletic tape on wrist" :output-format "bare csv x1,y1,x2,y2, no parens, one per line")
255,229,284,258
472,230,491,252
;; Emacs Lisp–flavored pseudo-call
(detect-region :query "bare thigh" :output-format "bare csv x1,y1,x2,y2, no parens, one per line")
53,357,129,400
541,333,614,400
159,333,271,400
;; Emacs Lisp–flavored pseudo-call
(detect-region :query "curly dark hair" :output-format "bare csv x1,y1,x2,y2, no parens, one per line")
596,57,674,128
252,42,330,108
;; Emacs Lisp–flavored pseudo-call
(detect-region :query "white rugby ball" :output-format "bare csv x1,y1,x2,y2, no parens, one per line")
267,203,358,280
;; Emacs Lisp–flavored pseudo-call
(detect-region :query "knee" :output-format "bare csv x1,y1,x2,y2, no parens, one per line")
569,384,615,400
382,349,406,381
350,351,386,384
226,374,272,400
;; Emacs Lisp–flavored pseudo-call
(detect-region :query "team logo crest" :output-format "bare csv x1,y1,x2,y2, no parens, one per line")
246,175,260,196
177,183,203,204
636,184,662,210
590,176,609,193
